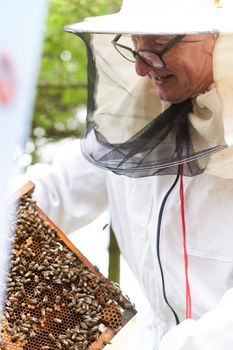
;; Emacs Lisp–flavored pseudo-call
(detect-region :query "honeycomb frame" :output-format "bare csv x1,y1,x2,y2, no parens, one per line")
0,181,137,350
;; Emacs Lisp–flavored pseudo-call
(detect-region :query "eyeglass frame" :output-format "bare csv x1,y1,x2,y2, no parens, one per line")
111,34,186,68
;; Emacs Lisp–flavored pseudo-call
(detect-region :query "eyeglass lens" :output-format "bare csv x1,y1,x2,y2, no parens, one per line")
112,35,185,68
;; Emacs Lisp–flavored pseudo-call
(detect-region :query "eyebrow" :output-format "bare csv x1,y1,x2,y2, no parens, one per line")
149,41,167,46
132,36,176,47
149,36,177,45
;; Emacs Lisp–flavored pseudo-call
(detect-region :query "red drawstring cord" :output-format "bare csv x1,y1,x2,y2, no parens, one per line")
179,164,192,319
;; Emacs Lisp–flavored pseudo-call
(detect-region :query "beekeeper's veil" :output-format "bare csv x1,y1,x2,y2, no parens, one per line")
65,0,233,178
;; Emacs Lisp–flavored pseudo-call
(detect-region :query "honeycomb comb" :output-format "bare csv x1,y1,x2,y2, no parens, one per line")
0,182,136,350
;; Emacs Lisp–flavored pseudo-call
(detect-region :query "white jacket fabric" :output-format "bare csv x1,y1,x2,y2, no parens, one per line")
25,139,233,350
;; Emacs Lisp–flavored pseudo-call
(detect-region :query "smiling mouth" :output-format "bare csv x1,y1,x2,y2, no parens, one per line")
155,74,174,81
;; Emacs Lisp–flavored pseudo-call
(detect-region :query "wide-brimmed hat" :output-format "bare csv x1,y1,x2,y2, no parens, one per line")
64,1,233,178
65,0,233,35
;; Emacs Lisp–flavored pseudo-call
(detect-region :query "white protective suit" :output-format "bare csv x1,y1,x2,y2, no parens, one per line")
22,30,233,350
24,133,233,350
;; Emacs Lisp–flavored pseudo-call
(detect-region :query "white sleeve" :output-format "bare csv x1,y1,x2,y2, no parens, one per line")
24,140,108,233
158,288,233,350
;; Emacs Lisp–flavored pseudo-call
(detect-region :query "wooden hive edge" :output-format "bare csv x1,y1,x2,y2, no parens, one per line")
8,181,35,203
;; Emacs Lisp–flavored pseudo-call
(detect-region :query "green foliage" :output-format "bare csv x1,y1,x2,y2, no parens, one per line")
32,0,121,163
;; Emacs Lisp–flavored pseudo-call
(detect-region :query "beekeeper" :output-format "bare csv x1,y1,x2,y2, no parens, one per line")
25,0,233,349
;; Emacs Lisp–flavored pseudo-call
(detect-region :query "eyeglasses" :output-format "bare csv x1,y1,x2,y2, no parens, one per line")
111,34,186,69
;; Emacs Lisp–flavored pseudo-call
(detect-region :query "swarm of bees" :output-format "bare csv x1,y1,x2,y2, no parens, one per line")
0,183,136,350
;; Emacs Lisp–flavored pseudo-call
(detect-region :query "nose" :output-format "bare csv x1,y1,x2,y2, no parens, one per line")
134,56,152,77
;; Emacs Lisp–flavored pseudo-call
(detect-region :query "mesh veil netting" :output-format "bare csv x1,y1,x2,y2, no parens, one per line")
77,33,226,177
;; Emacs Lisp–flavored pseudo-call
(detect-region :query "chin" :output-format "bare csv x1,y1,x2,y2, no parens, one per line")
154,82,190,103
162,96,188,104
156,89,188,104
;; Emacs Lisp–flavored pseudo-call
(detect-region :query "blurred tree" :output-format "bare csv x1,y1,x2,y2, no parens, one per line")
31,0,122,284
31,0,121,163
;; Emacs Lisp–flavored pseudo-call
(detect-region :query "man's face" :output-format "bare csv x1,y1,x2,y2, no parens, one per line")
132,34,218,103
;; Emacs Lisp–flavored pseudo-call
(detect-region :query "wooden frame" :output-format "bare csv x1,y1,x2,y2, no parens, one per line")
2,181,137,350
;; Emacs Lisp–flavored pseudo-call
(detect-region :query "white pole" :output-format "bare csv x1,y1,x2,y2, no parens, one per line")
0,0,48,320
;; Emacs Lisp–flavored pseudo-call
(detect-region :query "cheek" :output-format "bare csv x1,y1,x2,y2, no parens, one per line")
183,56,213,92
171,51,213,90
167,58,204,92
165,54,187,80
166,50,201,83
167,60,192,89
